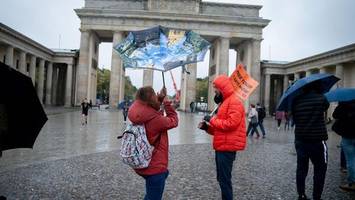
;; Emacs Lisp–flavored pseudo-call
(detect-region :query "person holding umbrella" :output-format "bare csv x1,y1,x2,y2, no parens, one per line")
198,74,246,200
292,81,330,200
128,86,178,200
277,73,339,200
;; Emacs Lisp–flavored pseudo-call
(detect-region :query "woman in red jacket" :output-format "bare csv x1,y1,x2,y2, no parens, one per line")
128,86,178,200
199,74,246,200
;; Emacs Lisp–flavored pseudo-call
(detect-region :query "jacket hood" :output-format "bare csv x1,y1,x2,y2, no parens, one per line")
213,75,235,99
128,100,159,124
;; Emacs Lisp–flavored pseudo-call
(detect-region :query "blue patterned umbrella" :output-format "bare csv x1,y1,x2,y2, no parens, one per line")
114,26,210,72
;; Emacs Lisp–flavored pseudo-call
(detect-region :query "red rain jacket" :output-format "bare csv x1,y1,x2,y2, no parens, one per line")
128,99,178,175
207,75,247,151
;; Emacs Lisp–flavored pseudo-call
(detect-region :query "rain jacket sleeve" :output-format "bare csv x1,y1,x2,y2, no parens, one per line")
209,100,244,132
154,100,178,133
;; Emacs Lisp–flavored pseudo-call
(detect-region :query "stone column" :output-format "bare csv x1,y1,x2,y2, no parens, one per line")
250,39,262,104
45,62,53,105
180,63,197,111
65,64,73,107
52,67,58,105
217,37,230,75
76,30,91,105
110,31,123,107
283,75,289,92
207,37,229,111
119,68,125,102
19,51,27,74
264,73,271,115
29,55,36,85
335,64,344,87
5,45,14,68
37,59,45,104
143,70,154,86
306,69,312,77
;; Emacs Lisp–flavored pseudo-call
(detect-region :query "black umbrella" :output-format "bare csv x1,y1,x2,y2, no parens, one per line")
0,62,47,154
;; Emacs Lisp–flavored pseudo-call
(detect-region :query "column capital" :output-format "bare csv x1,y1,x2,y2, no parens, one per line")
79,28,92,33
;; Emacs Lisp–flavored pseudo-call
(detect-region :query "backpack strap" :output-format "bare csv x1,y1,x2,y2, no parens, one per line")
117,130,135,139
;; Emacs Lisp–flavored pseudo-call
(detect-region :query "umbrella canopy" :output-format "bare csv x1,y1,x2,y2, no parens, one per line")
325,88,355,102
277,73,340,111
114,26,211,72
0,62,48,152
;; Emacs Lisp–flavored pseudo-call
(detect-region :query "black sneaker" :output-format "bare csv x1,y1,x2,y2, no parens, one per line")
298,194,310,200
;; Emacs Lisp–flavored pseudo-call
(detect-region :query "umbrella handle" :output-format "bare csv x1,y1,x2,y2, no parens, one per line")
182,65,191,74
162,71,165,88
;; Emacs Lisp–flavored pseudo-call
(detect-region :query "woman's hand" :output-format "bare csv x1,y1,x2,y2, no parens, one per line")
157,87,167,103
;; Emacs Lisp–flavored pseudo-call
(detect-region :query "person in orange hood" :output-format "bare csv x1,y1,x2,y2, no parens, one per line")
198,74,246,200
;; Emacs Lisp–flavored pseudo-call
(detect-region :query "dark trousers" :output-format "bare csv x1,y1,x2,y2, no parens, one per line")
295,140,328,200
258,119,266,136
215,151,236,200
142,171,169,200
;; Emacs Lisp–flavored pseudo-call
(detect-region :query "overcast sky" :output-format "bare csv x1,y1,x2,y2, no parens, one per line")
1,0,355,95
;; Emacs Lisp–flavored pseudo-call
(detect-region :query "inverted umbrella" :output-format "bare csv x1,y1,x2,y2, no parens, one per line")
0,62,47,154
114,26,210,85
325,88,355,102
277,73,339,111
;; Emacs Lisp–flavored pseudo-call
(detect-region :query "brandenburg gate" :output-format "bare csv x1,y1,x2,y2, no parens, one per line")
75,0,270,110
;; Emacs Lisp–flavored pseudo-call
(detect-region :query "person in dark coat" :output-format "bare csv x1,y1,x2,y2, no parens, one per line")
332,100,355,191
291,81,329,200
256,103,267,137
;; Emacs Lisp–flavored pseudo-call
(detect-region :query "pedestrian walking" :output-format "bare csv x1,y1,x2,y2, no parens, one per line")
275,110,283,131
81,98,90,125
198,74,246,200
122,100,130,123
292,81,329,200
247,104,260,138
128,86,178,200
332,100,355,191
256,103,267,138
190,101,195,113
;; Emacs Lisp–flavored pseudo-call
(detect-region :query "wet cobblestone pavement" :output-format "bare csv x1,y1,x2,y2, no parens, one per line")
0,109,354,199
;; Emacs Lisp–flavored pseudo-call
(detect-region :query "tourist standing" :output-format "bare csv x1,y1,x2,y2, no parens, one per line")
292,82,329,200
198,74,246,200
81,98,90,125
332,100,355,191
128,86,178,200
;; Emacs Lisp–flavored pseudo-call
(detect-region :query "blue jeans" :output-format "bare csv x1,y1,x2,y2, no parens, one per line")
341,138,355,184
215,151,236,200
142,170,169,200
